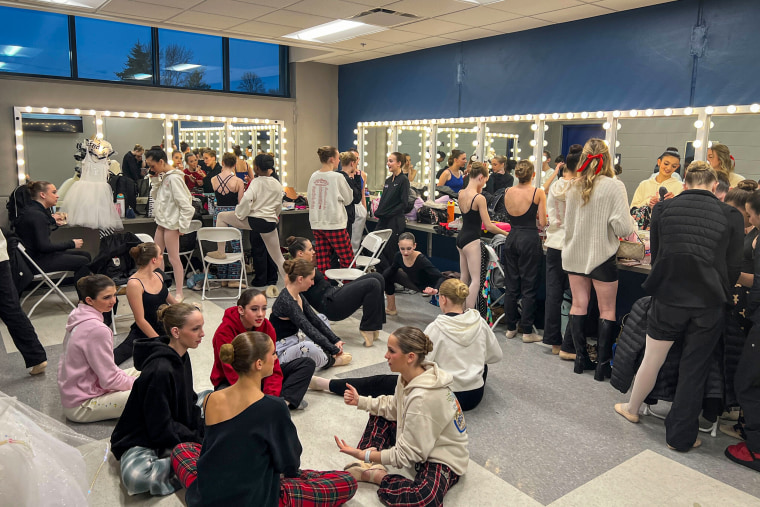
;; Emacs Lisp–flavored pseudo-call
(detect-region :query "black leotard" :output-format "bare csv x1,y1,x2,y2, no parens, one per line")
456,194,482,249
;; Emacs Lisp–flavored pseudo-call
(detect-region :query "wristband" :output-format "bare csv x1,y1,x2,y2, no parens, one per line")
364,449,372,463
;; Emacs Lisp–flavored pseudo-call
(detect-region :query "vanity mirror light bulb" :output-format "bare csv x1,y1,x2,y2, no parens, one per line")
353,129,358,134
41,107,48,113
581,112,589,119
96,119,103,125
539,114,546,120
58,108,65,114
694,120,704,128
629,110,638,117
615,141,620,148
96,133,103,139
472,140,478,146
613,110,621,118
543,140,548,147
526,114,533,121
282,150,287,155
513,115,521,121
282,160,288,166
710,121,715,129
705,106,714,114
25,106,32,112
501,116,509,121
15,129,22,136
645,109,654,116
693,140,703,148
425,179,430,184
751,104,760,113
596,111,604,118
529,155,536,162
544,125,549,131
566,113,574,119
603,122,611,130
552,113,559,120
364,162,369,167
683,107,693,115
17,159,24,166
664,108,673,116
531,124,538,131
16,144,23,151
529,140,537,147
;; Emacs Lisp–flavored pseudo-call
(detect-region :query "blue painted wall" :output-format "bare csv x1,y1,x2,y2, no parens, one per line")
338,0,760,150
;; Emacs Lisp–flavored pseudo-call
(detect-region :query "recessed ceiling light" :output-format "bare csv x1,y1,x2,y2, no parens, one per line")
284,20,385,44
32,0,109,8
456,0,505,5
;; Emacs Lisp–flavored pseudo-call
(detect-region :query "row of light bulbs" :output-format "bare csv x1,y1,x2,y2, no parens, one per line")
22,106,281,124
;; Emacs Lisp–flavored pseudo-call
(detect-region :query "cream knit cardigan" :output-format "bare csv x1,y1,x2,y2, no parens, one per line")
562,176,635,275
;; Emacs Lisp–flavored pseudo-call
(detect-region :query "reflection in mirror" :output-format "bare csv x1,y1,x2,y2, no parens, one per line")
362,126,390,191
708,115,758,184
615,116,696,201
544,119,606,183
178,121,225,156
436,123,477,180
229,123,281,170
21,113,97,189
103,116,166,168
397,126,431,189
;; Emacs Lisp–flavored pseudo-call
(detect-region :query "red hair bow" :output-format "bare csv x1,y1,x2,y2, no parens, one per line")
576,153,605,175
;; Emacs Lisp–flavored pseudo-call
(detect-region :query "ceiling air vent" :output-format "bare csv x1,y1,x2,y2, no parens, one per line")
350,8,420,28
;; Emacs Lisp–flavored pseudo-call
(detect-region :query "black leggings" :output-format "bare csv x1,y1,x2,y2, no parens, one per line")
329,365,489,412
37,250,92,281
321,272,385,331
215,357,316,408
0,260,45,367
376,214,405,272
502,228,542,332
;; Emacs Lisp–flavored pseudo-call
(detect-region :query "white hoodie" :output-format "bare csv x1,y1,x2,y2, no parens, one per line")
357,362,469,476
307,170,354,230
150,169,194,233
545,177,572,251
425,309,502,392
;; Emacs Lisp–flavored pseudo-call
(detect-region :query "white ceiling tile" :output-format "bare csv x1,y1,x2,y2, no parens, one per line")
384,0,473,18
445,27,502,42
436,6,523,27
233,0,301,7
133,0,203,8
98,0,184,20
255,9,336,29
361,29,429,44
168,10,243,29
487,0,585,17
190,0,275,18
403,35,459,49
324,38,394,51
533,3,614,22
313,55,356,65
285,0,369,17
593,0,675,10
227,21,301,37
483,16,551,33
349,50,395,62
396,18,462,36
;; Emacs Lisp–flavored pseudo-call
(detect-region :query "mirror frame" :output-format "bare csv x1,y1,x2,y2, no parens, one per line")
355,104,760,200
13,106,289,186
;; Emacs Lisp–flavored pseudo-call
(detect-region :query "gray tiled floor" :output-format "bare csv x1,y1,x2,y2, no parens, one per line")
2,286,760,505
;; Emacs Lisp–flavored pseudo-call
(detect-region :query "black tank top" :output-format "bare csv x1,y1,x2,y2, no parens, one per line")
214,173,238,207
456,195,483,248
506,188,539,229
129,272,169,337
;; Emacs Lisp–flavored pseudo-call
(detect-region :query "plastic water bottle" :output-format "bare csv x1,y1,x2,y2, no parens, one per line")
116,193,125,218
447,200,455,223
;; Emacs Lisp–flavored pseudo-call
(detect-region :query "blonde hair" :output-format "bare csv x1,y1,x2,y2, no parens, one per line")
392,326,434,365
574,138,613,205
438,279,469,306
339,151,358,166
515,160,534,184
709,143,734,174
684,160,717,187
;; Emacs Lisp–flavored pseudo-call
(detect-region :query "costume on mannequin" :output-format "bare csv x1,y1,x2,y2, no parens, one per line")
62,138,123,231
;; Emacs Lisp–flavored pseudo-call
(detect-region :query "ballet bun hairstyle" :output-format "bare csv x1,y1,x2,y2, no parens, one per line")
76,274,116,303
254,153,275,176
286,236,310,258
317,146,339,164
145,147,167,163
27,180,53,199
515,160,535,184
392,326,434,365
222,152,237,168
339,151,358,166
438,278,469,306
737,179,759,192
129,242,160,267
564,144,583,173
156,303,200,336
398,232,416,244
469,162,489,180
282,258,315,283
219,331,272,374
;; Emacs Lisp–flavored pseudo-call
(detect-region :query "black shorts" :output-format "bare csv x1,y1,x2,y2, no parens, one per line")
248,217,277,233
647,298,723,342
566,254,618,282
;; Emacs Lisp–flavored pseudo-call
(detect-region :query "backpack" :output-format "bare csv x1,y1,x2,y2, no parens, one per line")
417,205,448,225
404,187,418,214
108,173,137,208
89,232,142,286
6,185,32,229
488,188,509,223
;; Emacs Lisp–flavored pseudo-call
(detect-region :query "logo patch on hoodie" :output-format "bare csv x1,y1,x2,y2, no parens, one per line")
448,390,466,433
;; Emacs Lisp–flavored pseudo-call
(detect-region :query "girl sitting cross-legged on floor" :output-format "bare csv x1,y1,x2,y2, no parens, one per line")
172,331,358,506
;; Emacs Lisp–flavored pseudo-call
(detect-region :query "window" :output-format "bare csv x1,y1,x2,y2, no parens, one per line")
229,39,286,96
158,29,222,90
0,6,70,77
76,17,153,83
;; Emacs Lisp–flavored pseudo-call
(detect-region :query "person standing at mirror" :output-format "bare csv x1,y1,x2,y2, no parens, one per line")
15,180,91,281
146,147,194,302
201,149,222,194
437,150,466,193
631,151,683,210
183,152,205,191
375,152,410,271
708,143,745,187
308,147,355,272
122,144,146,213
208,153,246,288
485,155,514,194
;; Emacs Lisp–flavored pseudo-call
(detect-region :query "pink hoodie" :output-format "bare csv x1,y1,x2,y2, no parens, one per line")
58,303,135,408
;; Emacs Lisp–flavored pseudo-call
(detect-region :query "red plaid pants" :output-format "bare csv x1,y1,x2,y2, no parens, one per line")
312,229,353,273
171,442,357,506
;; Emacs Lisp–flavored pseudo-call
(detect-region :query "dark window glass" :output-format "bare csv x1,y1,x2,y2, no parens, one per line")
76,17,153,83
158,29,222,90
229,39,284,96
0,6,69,77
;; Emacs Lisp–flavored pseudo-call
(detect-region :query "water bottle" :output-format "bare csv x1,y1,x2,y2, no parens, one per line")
447,200,455,223
116,193,125,218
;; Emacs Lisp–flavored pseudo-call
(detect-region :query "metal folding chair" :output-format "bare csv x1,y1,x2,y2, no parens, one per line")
325,228,392,286
197,227,246,300
17,243,76,317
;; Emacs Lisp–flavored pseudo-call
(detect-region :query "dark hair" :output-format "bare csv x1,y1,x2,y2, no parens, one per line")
543,150,551,159
390,152,405,166
205,149,217,159
282,258,315,282
145,147,167,163
129,242,160,267
317,146,338,164
185,152,197,163
392,326,434,365
614,163,623,176
554,155,565,164
726,187,752,208
76,274,115,302
222,152,237,168
515,160,534,184
180,142,189,153
666,146,679,153
232,145,243,157
254,153,275,176
658,150,681,163
737,180,759,192
437,150,446,160
448,150,465,166
219,331,272,374
286,236,310,258
27,180,53,199
747,190,760,215
398,232,415,243
192,148,200,156
157,303,200,335
506,159,517,173
565,144,583,172
237,288,265,308
132,144,144,153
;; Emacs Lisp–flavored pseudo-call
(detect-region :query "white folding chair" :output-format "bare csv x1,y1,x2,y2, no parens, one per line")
484,243,507,329
325,229,392,286
17,244,76,317
178,220,203,276
197,227,246,300
135,233,154,243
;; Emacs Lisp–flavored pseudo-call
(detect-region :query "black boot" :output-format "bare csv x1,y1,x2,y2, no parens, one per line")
594,318,616,381
570,314,595,374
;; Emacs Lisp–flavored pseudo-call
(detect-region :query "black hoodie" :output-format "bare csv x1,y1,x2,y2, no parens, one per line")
110,336,203,460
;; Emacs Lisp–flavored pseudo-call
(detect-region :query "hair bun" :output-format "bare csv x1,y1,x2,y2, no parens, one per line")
424,334,434,354
219,343,235,364
568,144,583,154
286,236,297,245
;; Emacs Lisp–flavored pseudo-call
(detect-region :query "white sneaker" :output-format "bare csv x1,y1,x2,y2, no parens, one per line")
505,329,518,339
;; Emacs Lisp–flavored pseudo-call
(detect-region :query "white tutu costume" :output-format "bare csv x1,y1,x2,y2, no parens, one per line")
63,139,123,230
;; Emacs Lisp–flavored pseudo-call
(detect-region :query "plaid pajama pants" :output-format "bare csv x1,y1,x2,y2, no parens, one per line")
213,205,242,280
358,415,461,507
312,229,353,273
172,442,357,506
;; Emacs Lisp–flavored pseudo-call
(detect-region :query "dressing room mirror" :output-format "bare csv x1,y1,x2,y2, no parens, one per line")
436,123,478,167
103,116,166,166
397,126,432,189
543,118,606,183
485,121,531,163
362,126,390,191
708,115,760,183
21,112,97,187
178,121,225,155
615,116,697,201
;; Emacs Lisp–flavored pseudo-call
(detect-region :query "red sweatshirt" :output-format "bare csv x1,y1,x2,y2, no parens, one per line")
210,306,283,395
